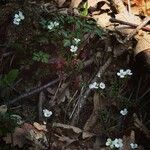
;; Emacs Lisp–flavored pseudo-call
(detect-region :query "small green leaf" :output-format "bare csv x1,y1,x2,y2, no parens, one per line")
80,2,88,16
63,39,71,47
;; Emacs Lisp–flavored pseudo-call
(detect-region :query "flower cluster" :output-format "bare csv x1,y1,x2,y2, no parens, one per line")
89,82,105,89
117,69,132,78
43,109,53,118
13,11,25,25
70,38,80,53
120,108,128,116
130,143,138,149
47,21,59,30
70,45,78,53
106,138,123,149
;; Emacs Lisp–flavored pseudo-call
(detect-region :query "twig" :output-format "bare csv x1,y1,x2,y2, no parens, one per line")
38,91,45,121
71,57,112,125
9,78,60,105
127,0,131,14
110,18,150,31
124,16,150,42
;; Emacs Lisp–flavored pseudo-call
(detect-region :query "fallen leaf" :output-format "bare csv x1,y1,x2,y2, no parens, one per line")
55,134,76,144
87,0,102,8
3,127,27,148
33,122,47,132
82,131,95,139
134,32,150,55
53,123,82,134
70,0,82,8
93,13,111,28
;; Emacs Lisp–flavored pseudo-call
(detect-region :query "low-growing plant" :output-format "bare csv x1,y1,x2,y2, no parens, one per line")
0,69,19,99
32,51,50,63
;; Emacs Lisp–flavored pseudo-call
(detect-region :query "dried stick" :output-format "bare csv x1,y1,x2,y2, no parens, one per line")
9,78,60,105
125,16,150,42
127,0,131,14
110,18,150,31
71,57,112,125
38,91,45,121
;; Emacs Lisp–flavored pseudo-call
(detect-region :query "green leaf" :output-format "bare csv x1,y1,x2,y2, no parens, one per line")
4,69,19,85
0,69,19,88
63,39,71,47
80,2,88,16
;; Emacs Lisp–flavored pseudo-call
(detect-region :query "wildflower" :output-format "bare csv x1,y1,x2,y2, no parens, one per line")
99,82,105,89
74,38,81,44
130,143,138,149
89,82,99,89
106,138,114,149
125,69,133,75
13,11,25,25
120,108,128,116
117,69,126,78
70,45,78,53
43,109,52,118
47,22,55,30
53,21,59,27
113,138,123,148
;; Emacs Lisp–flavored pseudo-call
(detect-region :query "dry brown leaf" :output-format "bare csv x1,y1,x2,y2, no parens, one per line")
82,131,95,139
29,129,48,149
55,134,76,144
93,13,111,28
87,0,102,8
70,0,82,8
134,32,150,55
33,122,47,132
53,123,82,134
3,126,28,148
134,0,150,16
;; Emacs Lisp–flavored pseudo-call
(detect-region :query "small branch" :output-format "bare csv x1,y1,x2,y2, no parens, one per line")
124,16,150,42
71,57,112,125
38,91,45,122
9,78,60,105
127,0,131,14
110,18,150,32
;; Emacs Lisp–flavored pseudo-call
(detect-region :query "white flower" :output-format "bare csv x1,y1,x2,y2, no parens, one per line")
43,109,52,118
117,69,126,78
89,82,99,89
120,108,128,116
74,38,81,44
53,21,59,26
13,11,25,25
106,138,114,149
13,19,20,25
113,138,123,148
47,22,55,30
99,82,105,89
125,69,133,75
70,45,78,53
130,143,138,149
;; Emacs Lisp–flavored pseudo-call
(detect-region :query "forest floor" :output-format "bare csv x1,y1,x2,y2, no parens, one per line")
0,0,150,150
